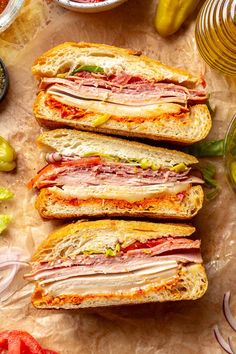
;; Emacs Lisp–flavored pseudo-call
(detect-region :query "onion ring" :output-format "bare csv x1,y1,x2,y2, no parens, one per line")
223,291,236,331
213,325,234,354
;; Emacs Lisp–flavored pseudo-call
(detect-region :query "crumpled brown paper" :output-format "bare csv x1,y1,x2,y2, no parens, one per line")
0,0,236,353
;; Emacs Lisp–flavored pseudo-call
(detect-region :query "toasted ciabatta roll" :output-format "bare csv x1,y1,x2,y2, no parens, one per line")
28,129,204,220
32,42,211,144
25,220,208,309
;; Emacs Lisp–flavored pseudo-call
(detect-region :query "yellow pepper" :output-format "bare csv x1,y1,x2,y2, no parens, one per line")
0,136,16,172
151,163,160,171
155,0,201,37
170,162,187,173
92,114,111,127
140,159,152,170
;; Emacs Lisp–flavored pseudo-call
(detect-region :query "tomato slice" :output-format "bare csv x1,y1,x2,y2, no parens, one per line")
122,238,167,252
8,333,22,354
18,332,44,354
0,330,9,350
0,331,58,354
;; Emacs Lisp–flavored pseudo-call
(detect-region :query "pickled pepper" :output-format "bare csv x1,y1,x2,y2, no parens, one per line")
155,0,201,37
0,137,16,172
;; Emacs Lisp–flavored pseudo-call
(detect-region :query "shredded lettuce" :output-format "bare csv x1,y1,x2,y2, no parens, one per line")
105,243,121,257
83,152,161,171
82,249,102,256
0,214,11,234
72,65,104,75
82,243,121,257
0,187,14,201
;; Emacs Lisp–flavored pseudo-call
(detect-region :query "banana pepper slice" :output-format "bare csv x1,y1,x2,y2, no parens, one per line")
155,0,201,37
0,137,16,172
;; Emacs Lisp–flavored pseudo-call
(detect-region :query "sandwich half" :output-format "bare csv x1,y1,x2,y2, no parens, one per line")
32,42,211,144
28,129,204,220
25,220,208,309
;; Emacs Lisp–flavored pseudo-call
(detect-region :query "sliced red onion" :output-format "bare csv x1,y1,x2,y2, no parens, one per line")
213,325,234,354
0,247,29,299
228,338,236,354
0,247,25,261
223,291,236,331
45,152,62,164
0,264,18,295
0,260,29,268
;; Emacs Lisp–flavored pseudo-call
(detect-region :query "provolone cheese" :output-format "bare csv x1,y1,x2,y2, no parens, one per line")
50,183,190,203
49,92,183,118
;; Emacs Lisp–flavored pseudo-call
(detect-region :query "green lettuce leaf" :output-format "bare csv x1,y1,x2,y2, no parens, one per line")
105,243,121,257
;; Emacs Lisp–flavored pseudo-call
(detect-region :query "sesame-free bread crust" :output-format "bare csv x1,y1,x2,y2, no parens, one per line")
32,219,196,262
32,42,212,143
32,42,199,86
37,128,198,167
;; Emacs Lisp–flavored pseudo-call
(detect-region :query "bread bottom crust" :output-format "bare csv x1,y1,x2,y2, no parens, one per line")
35,186,204,220
33,92,212,144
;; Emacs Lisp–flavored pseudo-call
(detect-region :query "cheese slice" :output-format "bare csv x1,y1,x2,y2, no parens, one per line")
48,91,184,118
49,183,190,203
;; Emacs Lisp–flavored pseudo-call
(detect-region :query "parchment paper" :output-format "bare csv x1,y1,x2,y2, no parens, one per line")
0,1,236,353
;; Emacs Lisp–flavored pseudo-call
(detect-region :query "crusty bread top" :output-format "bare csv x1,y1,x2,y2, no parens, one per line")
37,129,198,167
32,220,196,263
32,42,199,87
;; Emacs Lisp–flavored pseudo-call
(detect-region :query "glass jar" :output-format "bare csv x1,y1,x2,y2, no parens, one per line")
0,0,24,33
225,113,236,193
195,0,236,76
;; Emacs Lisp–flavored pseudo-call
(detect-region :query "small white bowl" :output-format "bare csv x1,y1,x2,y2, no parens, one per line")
0,0,24,33
55,0,128,13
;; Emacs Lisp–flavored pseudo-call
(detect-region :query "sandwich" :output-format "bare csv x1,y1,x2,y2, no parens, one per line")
25,219,208,309
32,42,211,144
28,129,204,220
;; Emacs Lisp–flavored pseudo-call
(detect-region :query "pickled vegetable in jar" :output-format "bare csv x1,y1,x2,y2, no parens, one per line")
195,0,236,76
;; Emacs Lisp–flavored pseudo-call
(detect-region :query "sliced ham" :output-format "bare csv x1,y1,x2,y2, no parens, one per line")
26,239,202,283
40,72,207,107
126,238,200,256
30,157,204,189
